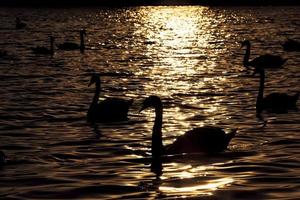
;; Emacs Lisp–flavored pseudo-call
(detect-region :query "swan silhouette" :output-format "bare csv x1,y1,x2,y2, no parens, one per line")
87,74,133,122
57,29,86,53
31,36,54,55
16,17,26,29
255,68,299,114
140,96,236,158
0,151,5,165
242,40,287,70
282,39,300,52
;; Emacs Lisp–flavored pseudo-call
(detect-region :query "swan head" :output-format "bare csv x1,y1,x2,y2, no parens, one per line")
241,40,250,48
140,95,162,112
88,73,100,87
80,29,86,35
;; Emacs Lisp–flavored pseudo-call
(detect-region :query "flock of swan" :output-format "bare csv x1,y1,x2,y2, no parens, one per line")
0,18,86,58
242,40,299,115
0,18,299,169
29,29,86,56
85,39,299,165
30,29,86,55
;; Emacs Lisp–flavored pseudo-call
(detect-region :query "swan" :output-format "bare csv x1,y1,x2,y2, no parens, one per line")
16,17,26,29
255,68,299,114
57,29,86,53
0,151,5,165
241,40,287,70
282,39,300,52
31,36,54,55
140,96,236,158
87,73,133,122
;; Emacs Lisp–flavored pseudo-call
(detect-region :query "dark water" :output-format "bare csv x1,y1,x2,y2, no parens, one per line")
0,6,300,199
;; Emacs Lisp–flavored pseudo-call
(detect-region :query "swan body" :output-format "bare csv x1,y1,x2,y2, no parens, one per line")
282,39,300,52
57,29,86,53
141,96,236,157
31,36,54,55
87,74,133,122
255,68,299,114
58,42,79,50
16,17,26,29
242,40,287,70
164,126,236,154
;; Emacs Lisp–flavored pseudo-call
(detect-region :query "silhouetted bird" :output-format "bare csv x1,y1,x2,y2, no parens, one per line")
282,39,300,52
87,73,133,122
16,17,26,29
31,36,55,55
0,151,6,165
241,40,287,70
254,68,299,114
57,29,86,53
140,96,236,158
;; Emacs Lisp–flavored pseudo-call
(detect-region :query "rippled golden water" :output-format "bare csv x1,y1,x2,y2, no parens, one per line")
0,6,300,199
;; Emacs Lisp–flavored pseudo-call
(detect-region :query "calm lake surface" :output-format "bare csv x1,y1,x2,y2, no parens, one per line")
0,6,300,199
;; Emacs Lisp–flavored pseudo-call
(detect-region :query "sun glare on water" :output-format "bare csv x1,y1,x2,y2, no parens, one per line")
160,177,234,196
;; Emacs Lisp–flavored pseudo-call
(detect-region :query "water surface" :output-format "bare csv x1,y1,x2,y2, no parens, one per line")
0,6,300,199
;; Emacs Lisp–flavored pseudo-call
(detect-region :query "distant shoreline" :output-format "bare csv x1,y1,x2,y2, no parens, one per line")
1,0,300,7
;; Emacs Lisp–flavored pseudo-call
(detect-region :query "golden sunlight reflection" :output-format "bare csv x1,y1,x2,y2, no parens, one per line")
136,7,212,93
134,7,232,125
159,177,234,195
158,161,237,196
161,163,217,180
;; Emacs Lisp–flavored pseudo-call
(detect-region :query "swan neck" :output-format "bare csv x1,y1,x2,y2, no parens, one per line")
92,78,101,106
256,70,265,113
50,38,54,55
152,105,163,158
80,32,85,53
243,43,250,67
